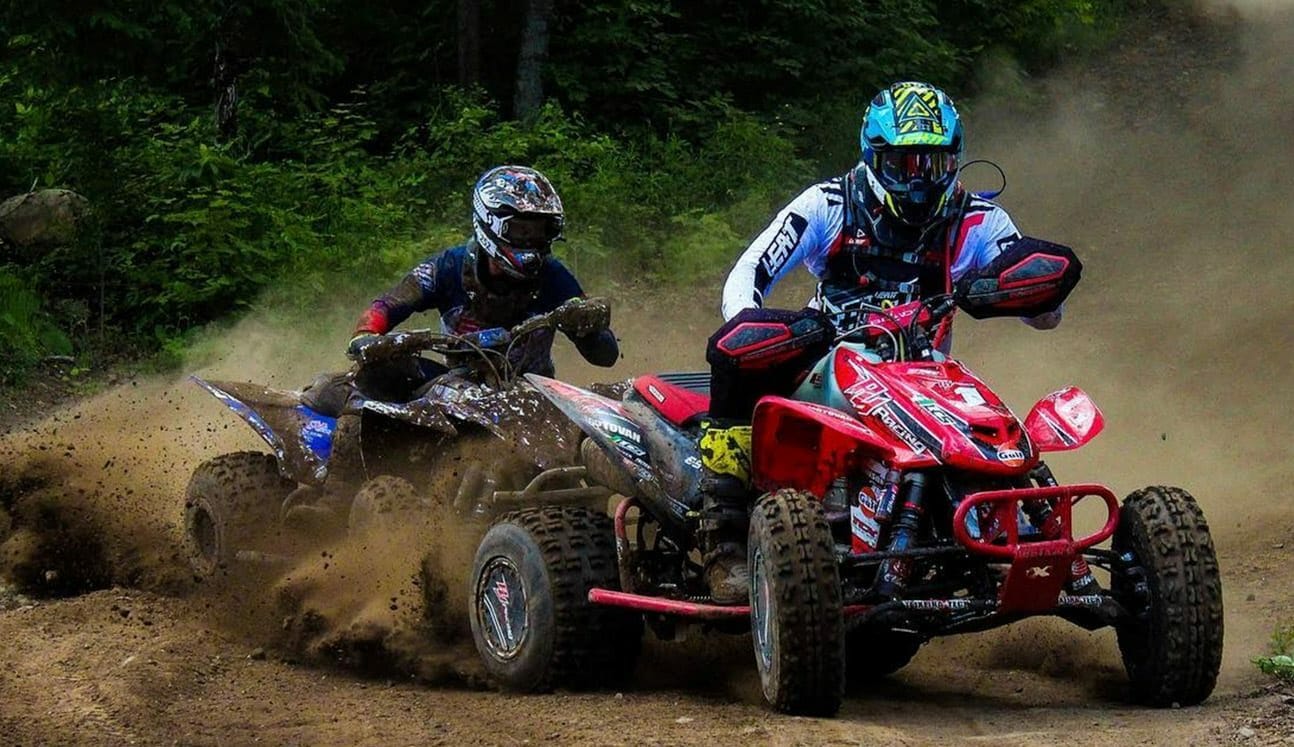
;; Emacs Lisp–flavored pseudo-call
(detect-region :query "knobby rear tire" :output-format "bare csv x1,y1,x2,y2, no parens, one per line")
183,451,295,579
468,505,641,692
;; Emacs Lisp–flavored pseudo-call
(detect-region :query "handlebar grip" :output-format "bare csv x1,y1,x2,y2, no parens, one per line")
929,296,957,321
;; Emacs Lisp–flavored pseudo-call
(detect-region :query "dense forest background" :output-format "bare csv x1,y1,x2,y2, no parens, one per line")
0,0,1148,382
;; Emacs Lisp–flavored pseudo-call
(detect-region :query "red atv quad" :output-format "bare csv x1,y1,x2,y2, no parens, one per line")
466,241,1223,716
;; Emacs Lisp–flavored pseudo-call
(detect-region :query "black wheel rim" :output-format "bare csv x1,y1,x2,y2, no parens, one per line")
476,556,528,660
751,547,774,672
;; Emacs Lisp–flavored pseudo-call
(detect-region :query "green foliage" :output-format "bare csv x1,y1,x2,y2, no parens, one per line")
0,0,1142,381
1255,625,1294,683
0,271,73,384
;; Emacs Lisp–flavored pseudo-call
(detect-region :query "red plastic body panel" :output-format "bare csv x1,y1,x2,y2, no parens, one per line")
633,375,710,427
751,396,934,497
832,348,1036,475
951,484,1120,614
1024,386,1105,452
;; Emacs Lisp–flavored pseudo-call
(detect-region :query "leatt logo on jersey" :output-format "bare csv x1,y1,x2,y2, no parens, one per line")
759,213,807,277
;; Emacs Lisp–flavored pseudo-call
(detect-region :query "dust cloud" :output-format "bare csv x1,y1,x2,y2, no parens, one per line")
930,1,1294,685
0,0,1291,699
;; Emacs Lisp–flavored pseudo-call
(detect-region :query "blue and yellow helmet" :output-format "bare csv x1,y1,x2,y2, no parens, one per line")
856,82,964,227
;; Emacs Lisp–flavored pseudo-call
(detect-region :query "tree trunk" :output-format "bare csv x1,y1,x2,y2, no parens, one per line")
513,0,553,120
458,0,481,85
213,4,245,142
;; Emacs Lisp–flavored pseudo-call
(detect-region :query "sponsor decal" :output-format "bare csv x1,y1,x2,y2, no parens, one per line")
900,598,981,611
759,213,806,277
1025,565,1052,579
614,440,648,461
914,394,963,429
841,361,928,453
851,489,883,549
803,401,855,423
955,386,986,406
996,446,1026,467
594,416,642,445
646,384,666,403
881,559,909,586
871,404,928,454
843,360,893,408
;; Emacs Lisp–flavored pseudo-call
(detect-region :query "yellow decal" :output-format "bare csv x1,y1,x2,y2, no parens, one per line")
892,84,945,138
700,425,753,484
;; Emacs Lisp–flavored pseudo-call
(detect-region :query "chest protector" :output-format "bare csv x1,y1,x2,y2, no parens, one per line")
817,184,966,331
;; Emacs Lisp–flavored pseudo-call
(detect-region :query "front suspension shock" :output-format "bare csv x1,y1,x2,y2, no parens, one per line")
875,472,928,598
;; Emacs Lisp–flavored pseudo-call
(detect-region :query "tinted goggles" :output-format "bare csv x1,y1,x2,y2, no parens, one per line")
871,151,958,189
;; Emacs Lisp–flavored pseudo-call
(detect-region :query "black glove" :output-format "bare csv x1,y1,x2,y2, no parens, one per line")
346,333,382,361
556,298,611,338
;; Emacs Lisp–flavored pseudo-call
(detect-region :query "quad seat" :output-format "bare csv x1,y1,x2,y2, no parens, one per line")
633,372,710,427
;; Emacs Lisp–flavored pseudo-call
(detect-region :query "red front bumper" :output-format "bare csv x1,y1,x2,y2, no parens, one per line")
952,483,1119,613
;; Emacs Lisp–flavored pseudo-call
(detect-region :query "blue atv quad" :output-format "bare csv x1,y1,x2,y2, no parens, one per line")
181,297,614,580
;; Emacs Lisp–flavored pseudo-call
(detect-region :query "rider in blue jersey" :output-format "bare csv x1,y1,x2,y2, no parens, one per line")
297,166,619,526
348,166,619,377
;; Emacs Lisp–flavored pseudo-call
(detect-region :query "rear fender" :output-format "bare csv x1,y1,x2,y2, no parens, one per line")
526,374,694,532
191,376,333,484
751,396,936,497
526,375,657,480
1024,386,1105,452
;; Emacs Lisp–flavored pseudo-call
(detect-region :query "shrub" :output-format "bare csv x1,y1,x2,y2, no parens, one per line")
1255,624,1294,683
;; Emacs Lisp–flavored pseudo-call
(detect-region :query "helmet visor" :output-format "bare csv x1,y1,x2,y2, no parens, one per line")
871,151,958,193
499,213,563,249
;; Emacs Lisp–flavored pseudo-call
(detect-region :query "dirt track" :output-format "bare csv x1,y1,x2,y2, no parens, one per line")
3,3,1294,745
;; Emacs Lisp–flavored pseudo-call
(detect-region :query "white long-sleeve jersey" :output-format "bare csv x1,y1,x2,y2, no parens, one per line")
721,176,1058,329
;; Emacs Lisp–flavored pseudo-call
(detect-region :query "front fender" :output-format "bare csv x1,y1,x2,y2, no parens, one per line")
751,396,937,497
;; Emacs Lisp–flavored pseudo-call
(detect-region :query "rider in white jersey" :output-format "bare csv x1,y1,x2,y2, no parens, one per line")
722,177,1060,332
697,81,1065,604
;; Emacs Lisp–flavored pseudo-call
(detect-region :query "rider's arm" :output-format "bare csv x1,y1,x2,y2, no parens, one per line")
546,259,621,367
353,254,444,337
721,182,839,321
948,200,1063,329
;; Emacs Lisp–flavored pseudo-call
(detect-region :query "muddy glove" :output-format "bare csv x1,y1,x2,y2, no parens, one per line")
346,333,382,361
556,298,611,338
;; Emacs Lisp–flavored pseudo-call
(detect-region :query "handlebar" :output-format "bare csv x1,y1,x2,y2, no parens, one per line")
352,296,611,385
833,293,959,362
